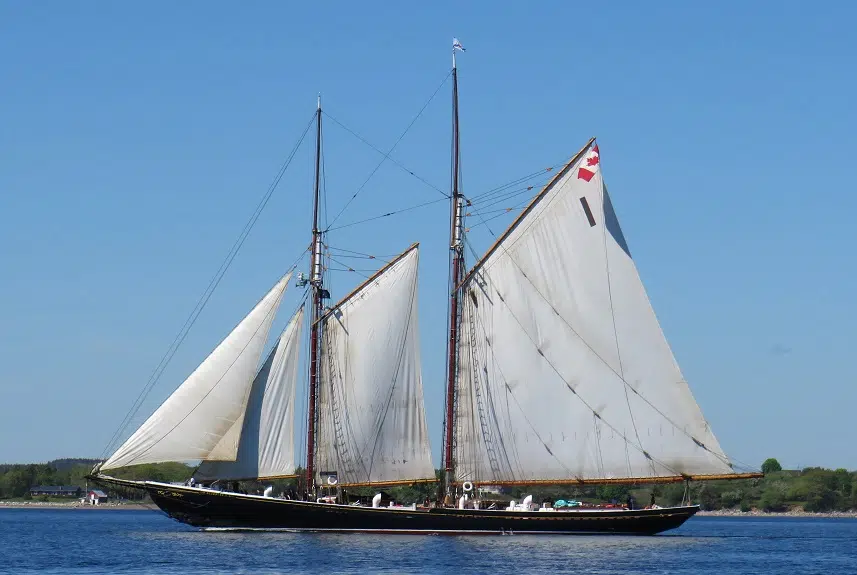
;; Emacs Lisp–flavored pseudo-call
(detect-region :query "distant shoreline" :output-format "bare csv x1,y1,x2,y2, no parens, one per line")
697,509,857,518
0,501,151,510
2,501,855,517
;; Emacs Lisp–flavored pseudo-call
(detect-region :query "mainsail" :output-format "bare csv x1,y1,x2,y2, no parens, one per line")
315,244,435,486
102,273,291,471
195,305,304,480
454,141,735,485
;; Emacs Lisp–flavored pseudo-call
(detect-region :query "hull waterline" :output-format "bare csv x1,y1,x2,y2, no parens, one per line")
96,477,698,535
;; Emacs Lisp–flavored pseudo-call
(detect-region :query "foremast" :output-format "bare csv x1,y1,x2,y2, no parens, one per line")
306,96,324,493
443,40,466,498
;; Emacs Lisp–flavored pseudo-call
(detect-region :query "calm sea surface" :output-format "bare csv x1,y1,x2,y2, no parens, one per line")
1,509,855,574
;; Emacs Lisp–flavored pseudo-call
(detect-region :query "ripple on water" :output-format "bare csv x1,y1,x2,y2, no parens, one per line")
1,510,855,574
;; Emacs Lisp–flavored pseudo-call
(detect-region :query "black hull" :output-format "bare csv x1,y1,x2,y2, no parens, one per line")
99,478,697,535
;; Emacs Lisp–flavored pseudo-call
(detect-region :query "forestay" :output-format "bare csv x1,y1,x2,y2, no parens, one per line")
196,305,304,480
315,245,435,485
455,142,734,484
102,273,291,471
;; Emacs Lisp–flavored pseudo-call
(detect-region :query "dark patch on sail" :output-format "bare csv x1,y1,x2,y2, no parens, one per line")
602,184,631,258
579,197,597,227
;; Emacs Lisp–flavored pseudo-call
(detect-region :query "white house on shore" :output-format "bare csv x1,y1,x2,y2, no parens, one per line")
88,490,108,505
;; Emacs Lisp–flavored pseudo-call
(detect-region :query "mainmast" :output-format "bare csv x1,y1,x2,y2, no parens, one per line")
443,40,465,497
306,96,324,493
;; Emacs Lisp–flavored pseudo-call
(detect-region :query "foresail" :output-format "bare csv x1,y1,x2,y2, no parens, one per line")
315,245,435,486
196,305,304,481
455,142,733,484
102,273,291,471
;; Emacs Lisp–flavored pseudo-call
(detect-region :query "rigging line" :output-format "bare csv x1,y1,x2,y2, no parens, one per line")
468,205,528,219
326,255,373,279
101,113,316,459
466,170,549,202
467,172,733,466
328,267,385,273
466,161,568,202
717,455,759,473
325,112,449,205
324,70,453,228
325,196,448,232
470,271,685,478
465,179,541,206
464,238,481,263
466,187,539,211
464,196,500,238
326,246,399,260
468,197,533,219
466,205,528,230
328,254,384,260
328,255,390,263
467,180,552,209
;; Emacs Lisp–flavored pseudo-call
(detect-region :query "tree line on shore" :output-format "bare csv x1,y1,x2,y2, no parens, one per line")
2,457,855,512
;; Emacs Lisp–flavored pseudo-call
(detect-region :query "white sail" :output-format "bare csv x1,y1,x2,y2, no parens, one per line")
195,305,304,480
455,142,734,484
102,273,291,471
315,245,435,485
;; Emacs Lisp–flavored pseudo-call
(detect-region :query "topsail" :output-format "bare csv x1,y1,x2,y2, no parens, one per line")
454,142,734,484
102,273,291,471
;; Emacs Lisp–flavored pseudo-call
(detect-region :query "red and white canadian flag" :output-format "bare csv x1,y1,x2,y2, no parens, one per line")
577,144,600,182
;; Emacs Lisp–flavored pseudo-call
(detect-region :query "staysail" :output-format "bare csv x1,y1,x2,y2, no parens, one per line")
455,141,735,485
101,273,291,471
315,244,435,486
195,304,304,480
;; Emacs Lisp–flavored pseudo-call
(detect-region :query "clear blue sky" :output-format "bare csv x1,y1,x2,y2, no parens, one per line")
1,1,855,470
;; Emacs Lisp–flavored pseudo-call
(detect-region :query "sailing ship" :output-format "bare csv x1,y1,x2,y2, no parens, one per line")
91,41,760,534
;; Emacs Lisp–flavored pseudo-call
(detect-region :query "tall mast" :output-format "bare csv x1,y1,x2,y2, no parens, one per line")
306,96,324,493
443,41,465,497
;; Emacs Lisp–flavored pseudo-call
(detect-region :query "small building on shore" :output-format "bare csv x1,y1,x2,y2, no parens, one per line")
29,485,81,498
87,490,108,505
